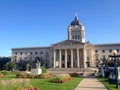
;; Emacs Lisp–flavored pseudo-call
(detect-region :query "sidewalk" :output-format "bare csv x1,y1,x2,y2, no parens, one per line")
74,77,107,90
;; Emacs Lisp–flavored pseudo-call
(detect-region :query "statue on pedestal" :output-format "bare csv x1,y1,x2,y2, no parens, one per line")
36,60,40,69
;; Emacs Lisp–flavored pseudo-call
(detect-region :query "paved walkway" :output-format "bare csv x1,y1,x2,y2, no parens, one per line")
74,77,108,90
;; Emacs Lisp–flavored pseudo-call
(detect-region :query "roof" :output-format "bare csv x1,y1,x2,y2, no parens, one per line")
70,15,82,26
94,43,120,47
11,46,52,50
53,39,85,47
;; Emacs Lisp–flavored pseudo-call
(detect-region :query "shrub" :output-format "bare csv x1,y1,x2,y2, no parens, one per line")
69,72,83,77
51,74,72,83
16,72,53,79
0,73,5,78
0,70,8,75
16,72,28,78
40,66,47,73
36,73,54,79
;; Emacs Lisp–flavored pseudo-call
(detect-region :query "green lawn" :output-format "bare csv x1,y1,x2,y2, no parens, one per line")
30,77,82,90
98,78,118,90
0,71,82,90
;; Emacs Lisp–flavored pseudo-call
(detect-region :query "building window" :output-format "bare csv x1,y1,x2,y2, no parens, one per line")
46,63,48,67
109,49,112,53
95,55,98,60
20,52,22,55
72,35,74,39
15,52,17,55
75,35,77,39
46,52,48,54
40,52,43,54
95,50,98,53
102,50,105,53
116,49,119,53
35,52,38,55
102,55,106,60
30,52,32,55
87,57,89,60
78,35,80,39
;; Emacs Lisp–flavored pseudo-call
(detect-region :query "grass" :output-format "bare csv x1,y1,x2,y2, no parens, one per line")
0,71,82,90
30,77,82,90
98,77,118,90
0,79,30,90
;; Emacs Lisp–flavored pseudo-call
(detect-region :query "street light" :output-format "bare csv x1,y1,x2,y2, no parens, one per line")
109,49,120,88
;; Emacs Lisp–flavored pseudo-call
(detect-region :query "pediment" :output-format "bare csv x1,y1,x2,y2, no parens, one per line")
53,40,82,46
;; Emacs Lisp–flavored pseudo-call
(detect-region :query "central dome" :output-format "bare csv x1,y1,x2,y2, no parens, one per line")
71,16,82,26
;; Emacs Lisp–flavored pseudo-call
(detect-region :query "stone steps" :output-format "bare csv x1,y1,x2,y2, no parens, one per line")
47,68,97,76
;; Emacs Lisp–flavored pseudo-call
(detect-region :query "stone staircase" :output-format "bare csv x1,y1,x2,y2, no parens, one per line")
47,68,97,76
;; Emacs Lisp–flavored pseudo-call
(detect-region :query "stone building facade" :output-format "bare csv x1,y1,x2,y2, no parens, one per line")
11,15,120,69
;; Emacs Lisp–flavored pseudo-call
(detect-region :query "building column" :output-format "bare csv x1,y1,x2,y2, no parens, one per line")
53,50,56,68
71,49,73,68
59,49,61,68
65,49,67,68
77,48,80,68
83,49,87,68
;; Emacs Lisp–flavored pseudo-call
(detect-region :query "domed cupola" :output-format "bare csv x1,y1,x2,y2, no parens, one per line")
68,14,85,43
70,15,82,26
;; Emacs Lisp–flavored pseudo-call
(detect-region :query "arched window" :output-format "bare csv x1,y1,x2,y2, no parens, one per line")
72,35,74,39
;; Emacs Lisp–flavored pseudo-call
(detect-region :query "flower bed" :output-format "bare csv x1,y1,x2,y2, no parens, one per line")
16,85,39,90
16,73,28,78
51,74,72,83
16,72,53,79
69,72,83,77
36,73,54,79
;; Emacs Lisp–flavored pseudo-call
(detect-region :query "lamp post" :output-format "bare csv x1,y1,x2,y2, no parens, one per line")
109,49,120,88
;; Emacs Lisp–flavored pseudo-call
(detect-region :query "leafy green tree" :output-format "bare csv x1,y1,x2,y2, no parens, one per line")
0,57,11,70
28,60,33,71
4,61,16,71
17,61,27,71
40,66,47,73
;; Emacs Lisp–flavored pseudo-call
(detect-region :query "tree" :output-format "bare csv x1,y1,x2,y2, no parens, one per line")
28,60,33,71
0,57,11,70
4,61,16,71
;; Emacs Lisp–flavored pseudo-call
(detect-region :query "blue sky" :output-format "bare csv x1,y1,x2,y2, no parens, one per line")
0,0,120,56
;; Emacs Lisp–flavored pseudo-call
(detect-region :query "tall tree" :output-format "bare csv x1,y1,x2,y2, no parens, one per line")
4,61,16,71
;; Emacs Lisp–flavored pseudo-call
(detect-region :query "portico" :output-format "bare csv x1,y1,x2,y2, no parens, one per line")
53,48,85,68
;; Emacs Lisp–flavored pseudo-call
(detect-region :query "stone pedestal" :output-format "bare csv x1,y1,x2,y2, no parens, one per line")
31,68,42,75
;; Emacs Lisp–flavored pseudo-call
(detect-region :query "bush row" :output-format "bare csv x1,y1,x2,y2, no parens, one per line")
69,72,83,77
16,73,54,79
51,74,72,83
0,70,8,75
